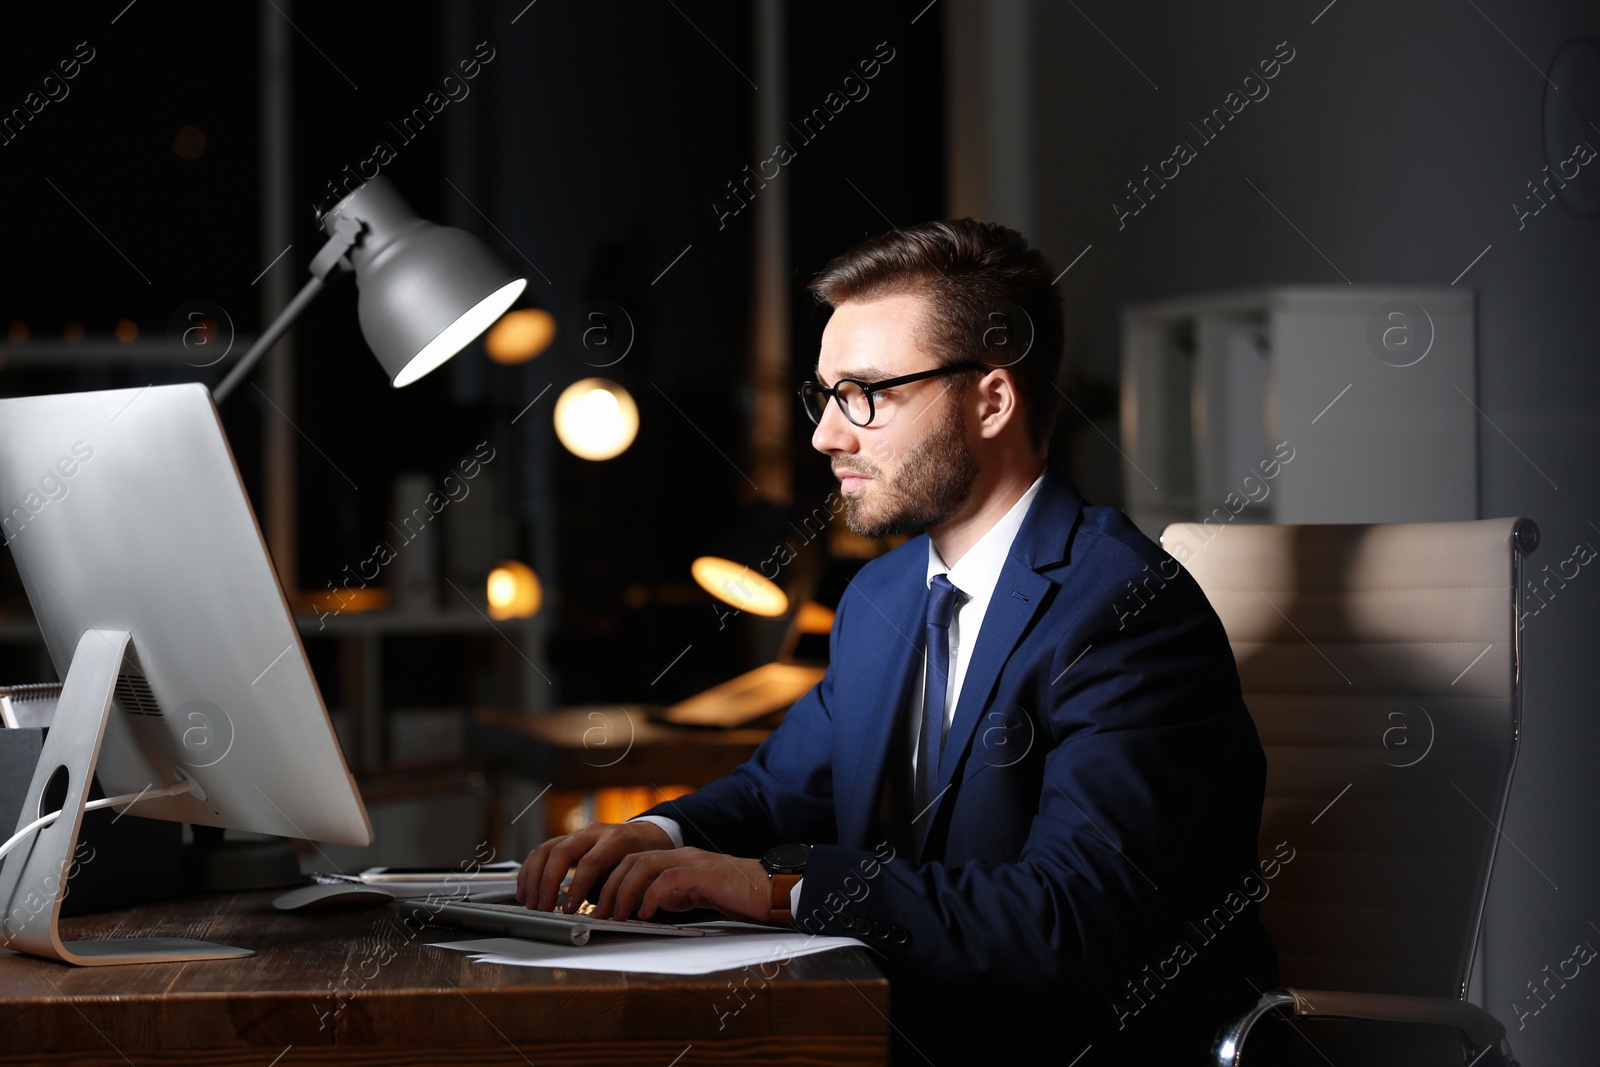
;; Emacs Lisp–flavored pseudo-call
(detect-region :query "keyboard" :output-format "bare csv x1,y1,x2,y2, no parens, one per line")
432,900,712,946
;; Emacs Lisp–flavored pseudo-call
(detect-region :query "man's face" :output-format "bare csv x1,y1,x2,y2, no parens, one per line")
811,292,979,538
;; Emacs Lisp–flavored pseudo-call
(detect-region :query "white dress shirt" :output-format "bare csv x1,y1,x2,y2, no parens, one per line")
636,469,1049,914
911,470,1047,779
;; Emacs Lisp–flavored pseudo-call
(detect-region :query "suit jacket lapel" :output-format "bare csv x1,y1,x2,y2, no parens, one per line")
928,564,1050,812
922,466,1084,852
839,575,926,849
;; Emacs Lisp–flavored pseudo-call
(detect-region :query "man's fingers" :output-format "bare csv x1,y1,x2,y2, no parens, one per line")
534,831,598,915
536,831,589,911
636,869,673,919
640,866,702,920
521,823,685,913
581,847,758,921
566,841,626,913
516,836,558,904
608,852,664,920
593,851,639,918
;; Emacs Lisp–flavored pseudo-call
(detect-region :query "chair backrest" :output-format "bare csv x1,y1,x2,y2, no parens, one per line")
1161,518,1536,1000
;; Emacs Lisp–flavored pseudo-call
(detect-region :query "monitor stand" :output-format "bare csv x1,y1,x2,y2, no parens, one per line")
0,628,254,965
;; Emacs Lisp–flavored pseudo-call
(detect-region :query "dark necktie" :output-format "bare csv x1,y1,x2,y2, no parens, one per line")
915,574,962,827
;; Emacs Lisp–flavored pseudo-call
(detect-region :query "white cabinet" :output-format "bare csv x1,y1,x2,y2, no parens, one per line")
1120,286,1477,539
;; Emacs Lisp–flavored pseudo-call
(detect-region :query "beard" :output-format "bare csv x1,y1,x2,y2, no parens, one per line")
837,396,979,539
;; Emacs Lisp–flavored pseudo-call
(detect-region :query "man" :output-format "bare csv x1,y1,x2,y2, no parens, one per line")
518,220,1276,1063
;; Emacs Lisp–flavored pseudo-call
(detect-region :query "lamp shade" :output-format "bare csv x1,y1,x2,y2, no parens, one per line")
323,177,527,387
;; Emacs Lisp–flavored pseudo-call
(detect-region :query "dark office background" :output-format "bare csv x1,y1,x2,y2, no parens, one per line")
2,2,1597,1063
0,0,944,705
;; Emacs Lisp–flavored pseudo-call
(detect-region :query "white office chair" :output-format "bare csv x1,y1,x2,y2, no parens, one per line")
1160,517,1537,1066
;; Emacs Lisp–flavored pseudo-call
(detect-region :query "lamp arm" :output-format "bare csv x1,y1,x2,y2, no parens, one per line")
211,274,325,403
212,214,366,404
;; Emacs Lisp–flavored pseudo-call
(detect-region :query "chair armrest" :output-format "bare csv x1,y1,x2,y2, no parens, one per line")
1278,987,1506,1050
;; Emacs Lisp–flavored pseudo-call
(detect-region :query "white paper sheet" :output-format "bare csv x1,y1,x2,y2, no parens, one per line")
428,925,865,975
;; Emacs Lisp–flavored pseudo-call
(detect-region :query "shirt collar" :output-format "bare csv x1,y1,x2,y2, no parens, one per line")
926,470,1048,596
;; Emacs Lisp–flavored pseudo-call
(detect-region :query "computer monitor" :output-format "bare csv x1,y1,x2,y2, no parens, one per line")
0,384,371,965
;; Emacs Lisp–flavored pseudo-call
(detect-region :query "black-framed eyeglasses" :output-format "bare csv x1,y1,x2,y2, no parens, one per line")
799,362,987,428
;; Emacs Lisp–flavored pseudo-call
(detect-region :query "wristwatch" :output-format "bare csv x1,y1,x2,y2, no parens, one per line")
761,843,810,925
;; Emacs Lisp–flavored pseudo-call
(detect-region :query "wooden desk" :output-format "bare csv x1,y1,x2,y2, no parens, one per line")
468,707,773,793
0,890,890,1066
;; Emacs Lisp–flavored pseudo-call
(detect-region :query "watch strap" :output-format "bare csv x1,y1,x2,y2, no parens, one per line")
769,873,801,925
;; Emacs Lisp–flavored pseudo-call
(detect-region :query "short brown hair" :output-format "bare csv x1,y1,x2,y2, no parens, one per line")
808,219,1064,450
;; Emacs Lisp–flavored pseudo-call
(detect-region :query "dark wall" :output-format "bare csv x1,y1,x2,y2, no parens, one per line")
0,4,261,338
0,1,266,676
784,2,947,515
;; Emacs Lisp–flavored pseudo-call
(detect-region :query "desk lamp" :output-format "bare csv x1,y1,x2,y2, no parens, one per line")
691,557,789,617
214,176,526,401
201,176,523,889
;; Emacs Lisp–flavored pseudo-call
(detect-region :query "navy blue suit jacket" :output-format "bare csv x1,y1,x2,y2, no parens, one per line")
648,465,1274,1060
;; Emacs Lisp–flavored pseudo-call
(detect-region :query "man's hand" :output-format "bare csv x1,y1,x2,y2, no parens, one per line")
516,821,672,913
594,847,769,923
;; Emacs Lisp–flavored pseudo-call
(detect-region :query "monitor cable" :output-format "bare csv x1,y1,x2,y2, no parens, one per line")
0,779,197,865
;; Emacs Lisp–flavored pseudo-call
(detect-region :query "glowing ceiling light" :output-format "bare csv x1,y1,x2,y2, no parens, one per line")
486,560,542,620
485,308,556,364
553,378,639,460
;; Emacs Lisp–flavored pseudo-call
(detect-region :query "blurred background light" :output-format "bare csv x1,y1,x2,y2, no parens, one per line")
486,560,542,620
553,377,638,460
172,124,207,160
690,556,789,617
484,308,556,365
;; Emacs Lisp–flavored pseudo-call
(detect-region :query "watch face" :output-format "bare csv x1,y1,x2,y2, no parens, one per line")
763,843,810,874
